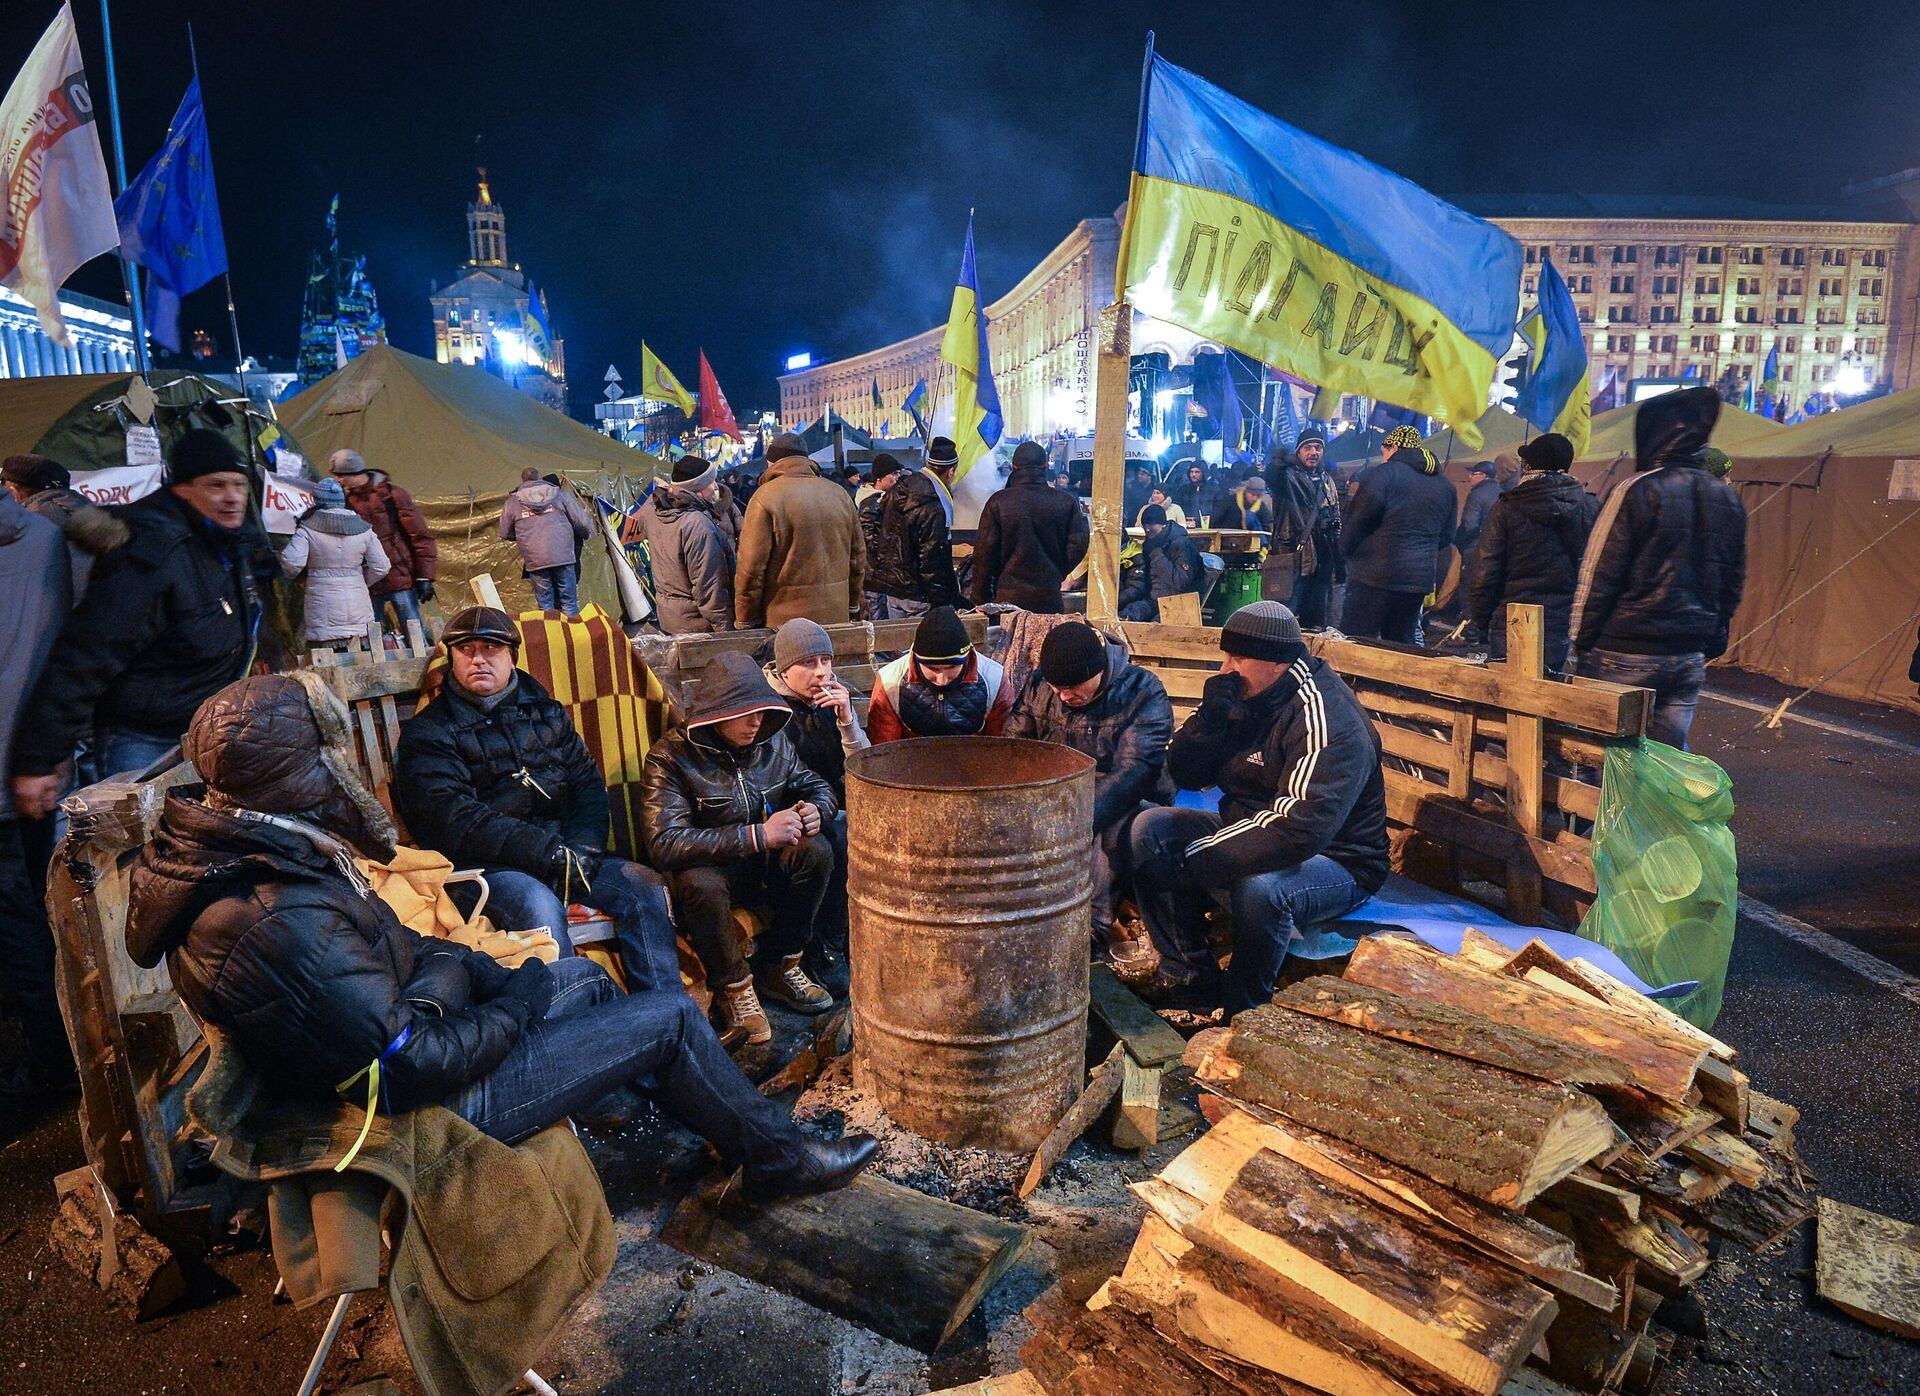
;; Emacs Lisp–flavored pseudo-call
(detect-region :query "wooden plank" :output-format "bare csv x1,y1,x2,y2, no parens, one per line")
1381,782,1597,895
1541,1168,1643,1224
1540,1301,1637,1393
1503,605,1548,924
1694,1056,1751,1135
1112,1055,1165,1151
317,656,431,703
1086,300,1132,621
661,1170,1030,1354
405,618,428,657
354,701,387,791
1199,1004,1614,1209
1344,936,1707,1102
1371,724,1600,826
1018,1044,1125,1199
1158,591,1204,626
1677,1126,1769,1187
1089,962,1188,1068
1020,1282,1316,1396
1500,941,1737,1067
470,573,506,608
1448,709,1476,800
1274,977,1636,1088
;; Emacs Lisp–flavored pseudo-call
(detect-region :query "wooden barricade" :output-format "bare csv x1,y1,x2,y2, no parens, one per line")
1123,604,1649,925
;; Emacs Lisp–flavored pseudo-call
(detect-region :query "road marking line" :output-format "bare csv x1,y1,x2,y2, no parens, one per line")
1739,893,1920,1008
1704,689,1920,757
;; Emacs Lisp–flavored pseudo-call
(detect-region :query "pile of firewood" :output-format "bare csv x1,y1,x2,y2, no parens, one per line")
1018,931,1816,1396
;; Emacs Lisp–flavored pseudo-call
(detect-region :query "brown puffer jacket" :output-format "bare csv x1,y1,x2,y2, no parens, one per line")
734,454,865,628
344,470,439,592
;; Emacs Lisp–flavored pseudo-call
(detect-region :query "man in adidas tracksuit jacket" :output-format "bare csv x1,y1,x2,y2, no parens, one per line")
1130,602,1390,1016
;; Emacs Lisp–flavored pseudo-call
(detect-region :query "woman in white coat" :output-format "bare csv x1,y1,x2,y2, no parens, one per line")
282,478,392,647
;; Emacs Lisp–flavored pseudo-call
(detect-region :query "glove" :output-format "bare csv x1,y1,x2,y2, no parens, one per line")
1195,672,1250,727
414,578,435,602
544,843,603,899
494,959,554,1023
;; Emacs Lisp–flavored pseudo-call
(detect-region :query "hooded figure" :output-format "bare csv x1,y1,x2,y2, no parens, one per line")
1465,432,1600,671
1569,386,1748,748
500,470,593,615
1339,441,1458,644
640,652,840,1044
281,477,392,643
647,459,736,635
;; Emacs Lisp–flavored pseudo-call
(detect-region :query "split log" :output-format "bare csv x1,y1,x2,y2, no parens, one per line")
47,1187,185,1320
1540,1169,1641,1224
1499,939,1735,1064
1692,1056,1751,1134
1549,1209,1709,1288
1746,1090,1800,1152
1594,1088,1720,1162
1273,978,1636,1088
1816,1197,1920,1340
1677,1126,1768,1187
1344,936,1707,1103
1200,1004,1614,1208
1019,1043,1127,1199
1021,1284,1315,1394
1699,1169,1815,1252
661,1170,1030,1353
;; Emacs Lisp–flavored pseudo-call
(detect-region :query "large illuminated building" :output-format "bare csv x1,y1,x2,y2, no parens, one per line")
429,171,568,412
780,188,1920,438
0,284,139,378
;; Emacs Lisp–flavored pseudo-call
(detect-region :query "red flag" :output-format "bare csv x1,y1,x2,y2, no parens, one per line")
698,350,743,441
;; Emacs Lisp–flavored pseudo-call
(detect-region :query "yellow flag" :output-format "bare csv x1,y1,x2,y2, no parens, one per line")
639,343,696,416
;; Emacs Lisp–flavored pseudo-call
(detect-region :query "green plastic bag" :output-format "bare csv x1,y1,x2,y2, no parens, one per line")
1577,740,1737,1029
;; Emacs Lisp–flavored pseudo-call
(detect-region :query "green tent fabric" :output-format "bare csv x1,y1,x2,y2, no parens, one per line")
1722,384,1920,459
1578,398,1781,467
0,369,305,477
277,345,662,617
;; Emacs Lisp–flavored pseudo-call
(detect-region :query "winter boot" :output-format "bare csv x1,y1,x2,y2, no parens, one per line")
758,953,834,1014
716,977,773,1046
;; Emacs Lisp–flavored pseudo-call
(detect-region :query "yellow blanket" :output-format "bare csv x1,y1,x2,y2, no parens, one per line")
356,845,559,968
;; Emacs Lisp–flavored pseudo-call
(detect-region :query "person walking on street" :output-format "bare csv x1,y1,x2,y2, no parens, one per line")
1339,426,1457,644
1465,433,1599,671
331,449,439,637
3,453,127,602
281,477,391,649
500,467,593,615
1570,386,1747,749
12,430,265,807
646,456,736,635
971,440,1089,613
735,434,866,628
0,486,75,1095
869,446,959,619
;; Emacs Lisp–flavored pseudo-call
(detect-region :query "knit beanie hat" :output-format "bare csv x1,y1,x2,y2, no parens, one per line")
766,432,808,463
1220,601,1306,663
1039,622,1108,688
312,478,346,509
1011,440,1047,470
1381,424,1423,451
1702,446,1733,479
774,617,834,672
168,429,245,483
912,606,973,663
925,436,960,470
1518,433,1575,473
672,454,718,491
1140,503,1168,527
1296,426,1328,450
870,452,903,483
2,453,68,492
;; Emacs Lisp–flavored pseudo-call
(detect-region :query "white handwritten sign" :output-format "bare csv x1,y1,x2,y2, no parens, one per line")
71,464,164,507
125,423,163,469
262,475,316,536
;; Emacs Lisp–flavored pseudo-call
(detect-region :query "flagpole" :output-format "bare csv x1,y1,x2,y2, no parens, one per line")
186,22,249,399
97,0,150,375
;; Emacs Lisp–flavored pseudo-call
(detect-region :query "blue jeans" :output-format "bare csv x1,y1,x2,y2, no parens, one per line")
1091,802,1151,936
1577,649,1706,750
378,586,424,636
76,727,182,788
529,564,580,615
446,958,809,1172
1129,806,1367,1015
475,858,680,994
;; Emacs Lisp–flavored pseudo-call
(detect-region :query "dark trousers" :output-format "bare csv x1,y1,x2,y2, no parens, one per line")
1293,566,1335,630
1129,807,1367,1016
1341,581,1425,644
667,836,833,987
473,858,680,993
1091,803,1151,936
447,958,808,1175
0,819,73,1079
1578,649,1707,750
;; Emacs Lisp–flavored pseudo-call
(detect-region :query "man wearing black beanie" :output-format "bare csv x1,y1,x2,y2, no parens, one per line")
1007,622,1173,959
866,606,1012,742
12,429,266,817
1128,602,1389,1015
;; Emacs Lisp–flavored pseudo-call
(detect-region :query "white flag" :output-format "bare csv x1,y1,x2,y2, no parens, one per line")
0,4,120,344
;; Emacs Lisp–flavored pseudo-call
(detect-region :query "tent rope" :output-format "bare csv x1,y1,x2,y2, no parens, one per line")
1722,508,1920,654
1735,449,1830,519
1731,602,1920,744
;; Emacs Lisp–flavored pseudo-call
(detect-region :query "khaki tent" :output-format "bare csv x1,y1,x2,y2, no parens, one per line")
278,345,662,617
1570,390,1920,711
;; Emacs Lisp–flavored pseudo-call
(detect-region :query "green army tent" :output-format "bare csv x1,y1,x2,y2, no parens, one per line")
278,345,663,617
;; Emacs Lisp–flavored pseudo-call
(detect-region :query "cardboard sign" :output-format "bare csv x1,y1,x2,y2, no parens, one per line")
124,422,163,469
262,475,316,536
71,464,164,507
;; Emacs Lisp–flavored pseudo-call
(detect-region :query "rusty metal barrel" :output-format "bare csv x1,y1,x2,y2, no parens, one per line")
845,735,1095,1152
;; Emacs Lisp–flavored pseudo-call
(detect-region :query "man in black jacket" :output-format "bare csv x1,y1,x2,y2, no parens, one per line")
1006,623,1173,955
1466,433,1600,671
11,430,266,817
641,652,839,1045
972,441,1089,613
1129,603,1389,1016
393,607,679,993
869,449,959,618
1570,386,1748,749
1118,506,1206,621
1340,429,1458,643
125,671,875,1191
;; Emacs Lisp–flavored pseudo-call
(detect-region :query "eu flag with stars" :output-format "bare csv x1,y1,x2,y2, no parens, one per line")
114,78,227,353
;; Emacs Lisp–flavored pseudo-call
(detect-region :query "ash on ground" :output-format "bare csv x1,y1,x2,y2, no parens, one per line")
792,1055,1032,1217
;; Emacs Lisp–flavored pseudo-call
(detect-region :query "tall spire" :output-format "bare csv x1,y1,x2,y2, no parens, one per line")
466,167,507,267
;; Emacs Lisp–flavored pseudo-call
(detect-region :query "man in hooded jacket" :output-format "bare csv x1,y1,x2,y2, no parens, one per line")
125,670,875,1192
1340,427,1458,643
1570,386,1747,749
971,441,1089,613
1117,506,1206,621
500,468,594,615
1465,433,1600,671
645,456,736,634
641,652,840,1046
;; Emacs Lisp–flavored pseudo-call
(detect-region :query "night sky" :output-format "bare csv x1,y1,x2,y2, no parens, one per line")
16,0,1920,417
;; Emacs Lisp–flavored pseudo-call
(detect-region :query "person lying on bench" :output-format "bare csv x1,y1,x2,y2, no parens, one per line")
393,606,680,993
125,673,877,1194
641,652,840,1047
1129,603,1391,1016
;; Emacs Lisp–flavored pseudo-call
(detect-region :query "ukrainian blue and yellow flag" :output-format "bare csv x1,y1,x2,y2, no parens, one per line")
1120,50,1522,449
1512,254,1591,454
938,215,1004,479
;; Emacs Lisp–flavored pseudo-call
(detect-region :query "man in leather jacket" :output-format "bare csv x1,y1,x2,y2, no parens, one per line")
641,652,839,1046
126,671,876,1193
